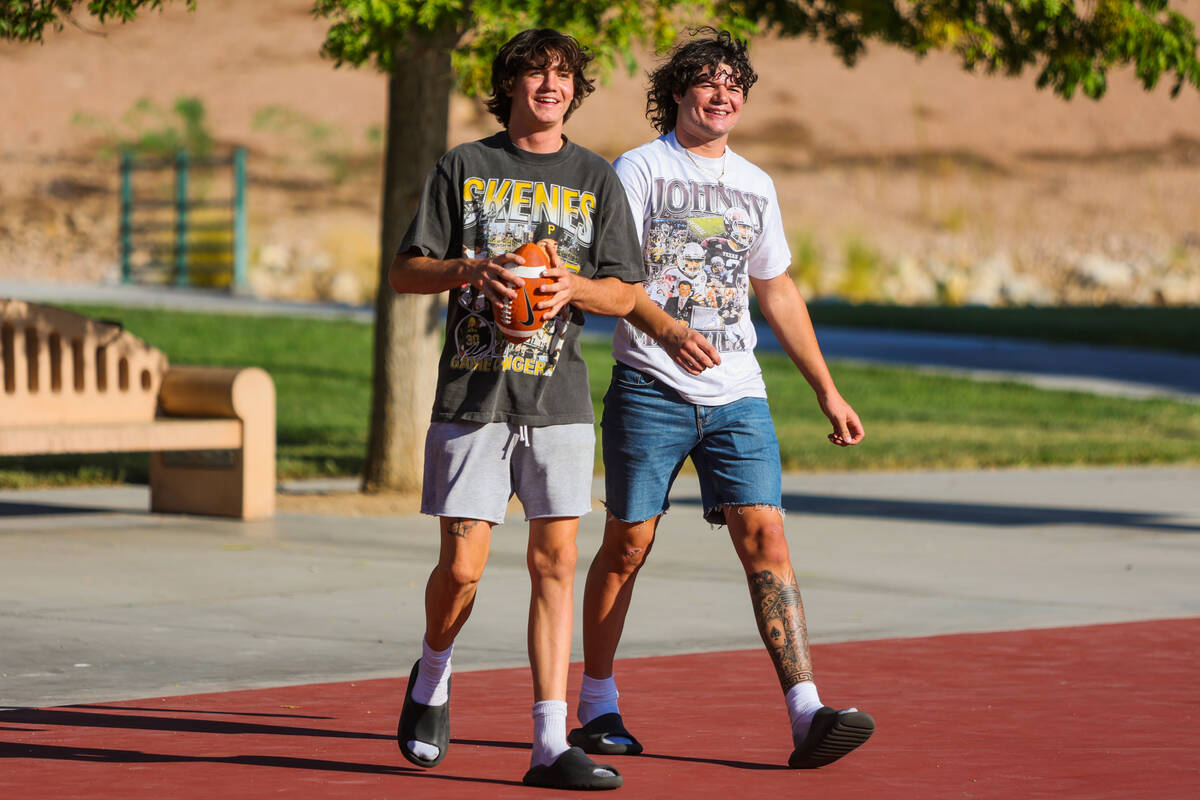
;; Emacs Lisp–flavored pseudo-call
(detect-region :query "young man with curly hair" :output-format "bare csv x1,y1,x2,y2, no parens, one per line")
390,28,643,790
570,29,875,769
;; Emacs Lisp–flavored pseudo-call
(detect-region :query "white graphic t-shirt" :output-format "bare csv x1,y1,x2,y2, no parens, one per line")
612,131,791,405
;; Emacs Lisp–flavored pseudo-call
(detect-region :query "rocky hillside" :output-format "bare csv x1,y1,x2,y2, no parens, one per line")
2,0,1198,306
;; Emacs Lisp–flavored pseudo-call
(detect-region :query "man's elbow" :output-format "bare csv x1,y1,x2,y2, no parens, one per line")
616,283,637,317
389,252,417,295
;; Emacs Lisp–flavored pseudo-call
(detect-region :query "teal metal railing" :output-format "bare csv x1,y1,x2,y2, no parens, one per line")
119,147,247,290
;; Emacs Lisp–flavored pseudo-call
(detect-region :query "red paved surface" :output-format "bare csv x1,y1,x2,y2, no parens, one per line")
2,618,1198,799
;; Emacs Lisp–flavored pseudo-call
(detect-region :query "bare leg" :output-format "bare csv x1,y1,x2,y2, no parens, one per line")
527,516,580,702
425,517,493,650
725,506,813,690
580,515,659,679
401,517,492,767
726,505,875,766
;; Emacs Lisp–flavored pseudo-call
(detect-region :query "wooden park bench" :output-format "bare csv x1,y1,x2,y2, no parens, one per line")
0,299,275,519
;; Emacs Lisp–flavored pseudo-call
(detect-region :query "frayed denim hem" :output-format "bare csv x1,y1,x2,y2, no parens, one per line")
602,502,668,526
703,503,785,528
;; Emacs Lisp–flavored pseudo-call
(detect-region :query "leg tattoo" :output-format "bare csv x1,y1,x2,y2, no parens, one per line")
447,519,476,539
748,570,814,690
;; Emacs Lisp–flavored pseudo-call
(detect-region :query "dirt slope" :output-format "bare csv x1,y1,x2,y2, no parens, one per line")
2,0,1198,305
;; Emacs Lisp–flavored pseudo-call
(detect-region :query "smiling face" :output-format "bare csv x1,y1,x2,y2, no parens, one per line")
507,57,575,135
673,62,744,149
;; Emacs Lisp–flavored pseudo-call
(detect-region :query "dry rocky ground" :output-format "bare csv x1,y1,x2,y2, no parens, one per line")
3,0,1200,308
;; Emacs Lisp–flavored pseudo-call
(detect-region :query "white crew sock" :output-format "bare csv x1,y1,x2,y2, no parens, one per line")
577,673,633,747
412,638,452,706
785,681,825,742
531,700,571,768
406,638,452,763
577,673,621,726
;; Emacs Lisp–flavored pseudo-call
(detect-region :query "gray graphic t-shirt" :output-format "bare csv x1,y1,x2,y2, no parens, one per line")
400,132,644,425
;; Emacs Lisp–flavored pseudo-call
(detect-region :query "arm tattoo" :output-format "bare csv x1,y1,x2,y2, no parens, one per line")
748,569,814,690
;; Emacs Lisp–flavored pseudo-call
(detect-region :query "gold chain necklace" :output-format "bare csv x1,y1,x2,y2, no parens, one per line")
683,147,727,186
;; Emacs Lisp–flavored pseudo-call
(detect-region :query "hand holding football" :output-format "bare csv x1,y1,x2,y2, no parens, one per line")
496,242,556,345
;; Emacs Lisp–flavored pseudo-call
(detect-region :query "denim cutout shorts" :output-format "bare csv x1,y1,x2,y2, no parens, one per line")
601,362,783,525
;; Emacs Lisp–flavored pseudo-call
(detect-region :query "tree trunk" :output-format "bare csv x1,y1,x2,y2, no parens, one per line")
362,29,457,494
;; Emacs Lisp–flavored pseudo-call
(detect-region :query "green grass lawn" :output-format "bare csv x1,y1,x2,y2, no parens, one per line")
2,305,1198,488
761,354,1200,471
585,341,1200,472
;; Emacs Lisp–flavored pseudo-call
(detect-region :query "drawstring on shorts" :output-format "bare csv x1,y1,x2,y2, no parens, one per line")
503,424,532,458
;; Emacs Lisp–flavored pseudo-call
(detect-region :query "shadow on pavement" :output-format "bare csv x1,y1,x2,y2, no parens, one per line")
0,708,390,741
0,741,524,787
0,501,119,518
673,493,1199,533
451,739,790,772
637,749,787,771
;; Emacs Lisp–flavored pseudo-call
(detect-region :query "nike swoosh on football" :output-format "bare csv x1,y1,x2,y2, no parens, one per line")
519,293,537,326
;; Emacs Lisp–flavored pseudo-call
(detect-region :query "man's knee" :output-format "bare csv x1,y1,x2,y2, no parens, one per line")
602,516,657,575
729,507,790,568
528,539,578,582
437,518,490,588
438,555,486,591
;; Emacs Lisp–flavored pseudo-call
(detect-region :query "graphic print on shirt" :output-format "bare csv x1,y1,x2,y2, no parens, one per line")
449,176,593,377
637,178,767,353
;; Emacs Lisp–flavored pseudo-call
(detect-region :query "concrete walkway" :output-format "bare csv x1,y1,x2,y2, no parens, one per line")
4,278,1197,401
2,466,1197,709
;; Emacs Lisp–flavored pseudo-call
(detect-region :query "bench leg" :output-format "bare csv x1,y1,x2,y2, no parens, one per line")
149,436,275,520
149,366,276,520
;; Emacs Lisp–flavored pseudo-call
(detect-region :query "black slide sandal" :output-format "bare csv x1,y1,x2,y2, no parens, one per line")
397,660,451,768
523,747,623,790
788,706,875,769
568,712,644,755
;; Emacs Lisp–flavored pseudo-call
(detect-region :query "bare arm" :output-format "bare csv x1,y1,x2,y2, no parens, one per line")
548,274,637,317
389,248,524,306
625,286,721,375
752,272,864,446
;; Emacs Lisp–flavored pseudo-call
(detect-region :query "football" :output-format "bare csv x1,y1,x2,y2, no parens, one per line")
495,242,556,345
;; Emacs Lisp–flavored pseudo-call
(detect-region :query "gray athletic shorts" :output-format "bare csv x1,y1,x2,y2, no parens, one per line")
421,421,596,524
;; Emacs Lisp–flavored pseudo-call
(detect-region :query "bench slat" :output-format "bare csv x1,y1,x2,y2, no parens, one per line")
0,419,242,456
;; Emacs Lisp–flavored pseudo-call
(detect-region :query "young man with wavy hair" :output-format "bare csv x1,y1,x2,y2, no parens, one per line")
570,29,875,769
390,28,643,790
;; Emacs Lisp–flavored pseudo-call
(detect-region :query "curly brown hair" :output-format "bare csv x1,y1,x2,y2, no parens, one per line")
646,28,758,135
485,29,596,127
